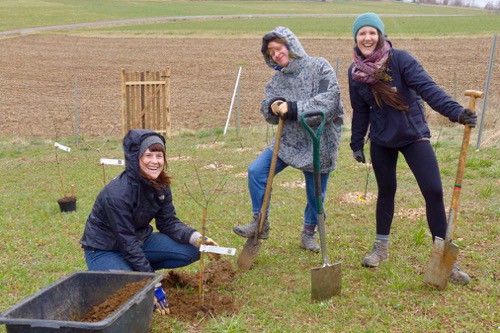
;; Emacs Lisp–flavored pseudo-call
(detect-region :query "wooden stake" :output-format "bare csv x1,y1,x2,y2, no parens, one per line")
198,206,207,307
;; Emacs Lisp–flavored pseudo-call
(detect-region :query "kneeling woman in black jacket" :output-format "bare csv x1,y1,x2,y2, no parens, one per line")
80,129,219,273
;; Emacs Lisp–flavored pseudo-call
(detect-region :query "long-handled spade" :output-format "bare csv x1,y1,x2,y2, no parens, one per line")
301,111,341,301
423,90,484,290
237,117,284,271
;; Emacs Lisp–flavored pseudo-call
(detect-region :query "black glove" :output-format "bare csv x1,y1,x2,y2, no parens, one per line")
353,150,366,163
458,108,477,128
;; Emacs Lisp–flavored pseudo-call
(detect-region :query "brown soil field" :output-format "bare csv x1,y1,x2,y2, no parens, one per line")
0,35,498,138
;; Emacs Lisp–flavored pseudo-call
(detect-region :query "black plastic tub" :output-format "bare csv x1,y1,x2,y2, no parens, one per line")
0,271,162,333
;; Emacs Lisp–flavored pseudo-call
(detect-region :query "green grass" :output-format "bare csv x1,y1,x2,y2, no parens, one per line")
0,1,498,332
78,15,499,38
1,0,497,36
0,124,498,332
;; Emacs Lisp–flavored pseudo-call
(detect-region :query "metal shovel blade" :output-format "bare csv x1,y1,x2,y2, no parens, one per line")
423,237,459,290
237,237,262,271
311,262,342,301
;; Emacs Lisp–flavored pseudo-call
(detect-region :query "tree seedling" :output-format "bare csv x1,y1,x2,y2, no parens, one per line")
50,110,77,212
183,158,228,310
54,141,77,212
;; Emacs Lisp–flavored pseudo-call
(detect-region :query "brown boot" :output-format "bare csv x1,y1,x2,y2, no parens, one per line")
233,214,270,239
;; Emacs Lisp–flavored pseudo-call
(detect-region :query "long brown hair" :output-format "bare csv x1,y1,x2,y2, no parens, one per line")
371,33,408,111
139,142,171,189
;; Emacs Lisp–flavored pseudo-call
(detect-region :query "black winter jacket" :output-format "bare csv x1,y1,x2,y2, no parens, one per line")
349,48,465,152
80,130,198,272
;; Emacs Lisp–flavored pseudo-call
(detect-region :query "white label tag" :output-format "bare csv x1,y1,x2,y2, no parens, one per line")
199,245,236,256
54,142,71,152
100,158,125,166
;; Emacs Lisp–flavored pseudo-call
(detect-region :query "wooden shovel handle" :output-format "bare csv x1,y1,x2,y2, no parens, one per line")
446,90,484,240
256,117,284,236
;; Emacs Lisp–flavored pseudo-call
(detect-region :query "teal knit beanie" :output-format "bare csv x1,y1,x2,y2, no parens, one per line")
353,13,384,39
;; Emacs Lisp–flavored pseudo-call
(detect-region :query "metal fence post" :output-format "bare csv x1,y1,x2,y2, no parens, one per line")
476,34,497,150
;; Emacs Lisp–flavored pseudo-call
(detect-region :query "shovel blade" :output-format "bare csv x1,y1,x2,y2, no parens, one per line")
311,262,342,301
423,237,459,290
237,237,262,271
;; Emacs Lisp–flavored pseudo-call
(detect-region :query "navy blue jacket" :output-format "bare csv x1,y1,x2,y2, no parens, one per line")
80,130,198,272
349,48,465,152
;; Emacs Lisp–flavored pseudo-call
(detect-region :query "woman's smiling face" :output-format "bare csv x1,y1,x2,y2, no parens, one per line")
267,40,290,67
356,26,379,57
139,148,165,180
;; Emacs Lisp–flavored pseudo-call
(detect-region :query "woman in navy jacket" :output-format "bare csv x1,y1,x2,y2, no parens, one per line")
80,130,219,273
348,13,476,284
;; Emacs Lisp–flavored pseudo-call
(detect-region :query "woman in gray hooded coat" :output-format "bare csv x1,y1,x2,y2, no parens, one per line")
233,27,344,251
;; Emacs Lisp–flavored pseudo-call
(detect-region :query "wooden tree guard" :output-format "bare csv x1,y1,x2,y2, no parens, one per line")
121,68,171,138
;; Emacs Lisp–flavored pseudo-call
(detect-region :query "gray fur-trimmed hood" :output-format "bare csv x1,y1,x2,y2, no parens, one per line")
261,26,308,71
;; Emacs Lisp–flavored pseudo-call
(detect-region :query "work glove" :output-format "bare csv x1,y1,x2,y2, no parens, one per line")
458,108,477,128
353,150,366,163
196,237,221,261
277,102,288,117
153,283,170,315
270,100,284,116
270,101,290,119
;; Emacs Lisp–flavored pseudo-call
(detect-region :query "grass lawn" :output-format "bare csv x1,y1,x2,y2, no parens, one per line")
1,0,497,36
0,1,498,332
0,123,498,332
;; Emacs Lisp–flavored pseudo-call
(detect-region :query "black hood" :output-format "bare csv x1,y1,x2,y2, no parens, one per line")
122,129,166,181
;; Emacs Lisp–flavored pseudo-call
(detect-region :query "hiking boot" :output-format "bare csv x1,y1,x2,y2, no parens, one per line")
233,214,270,239
300,231,320,252
450,263,470,285
362,240,389,267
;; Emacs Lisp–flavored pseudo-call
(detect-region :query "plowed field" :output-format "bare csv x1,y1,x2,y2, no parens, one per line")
0,35,497,138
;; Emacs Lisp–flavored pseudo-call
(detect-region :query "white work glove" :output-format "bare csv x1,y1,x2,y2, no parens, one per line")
196,237,221,261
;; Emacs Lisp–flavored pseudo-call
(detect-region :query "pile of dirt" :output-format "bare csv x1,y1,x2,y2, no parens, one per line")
161,259,238,321
80,259,237,325
82,279,151,322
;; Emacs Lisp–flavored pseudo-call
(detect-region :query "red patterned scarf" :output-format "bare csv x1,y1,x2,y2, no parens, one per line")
351,41,392,85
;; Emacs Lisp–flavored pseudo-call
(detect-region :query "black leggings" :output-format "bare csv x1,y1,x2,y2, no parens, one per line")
370,140,447,239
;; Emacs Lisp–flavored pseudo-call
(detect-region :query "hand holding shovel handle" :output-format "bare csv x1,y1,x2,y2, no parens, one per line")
423,90,483,290
445,90,484,241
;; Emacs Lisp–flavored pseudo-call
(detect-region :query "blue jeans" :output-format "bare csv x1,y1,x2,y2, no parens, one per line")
248,148,330,227
84,232,200,271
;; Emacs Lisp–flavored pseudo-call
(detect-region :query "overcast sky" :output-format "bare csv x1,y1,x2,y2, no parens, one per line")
452,0,498,7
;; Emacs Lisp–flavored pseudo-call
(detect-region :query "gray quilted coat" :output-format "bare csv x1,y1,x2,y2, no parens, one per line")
261,26,344,173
